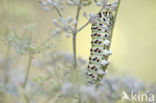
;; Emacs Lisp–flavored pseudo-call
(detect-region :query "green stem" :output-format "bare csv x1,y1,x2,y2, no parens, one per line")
109,0,121,43
4,44,10,90
73,34,77,68
96,0,121,86
23,54,32,88
104,0,121,70
23,93,30,103
72,0,83,69
72,1,83,102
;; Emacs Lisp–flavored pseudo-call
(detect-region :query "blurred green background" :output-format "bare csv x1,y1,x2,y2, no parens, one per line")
0,0,156,82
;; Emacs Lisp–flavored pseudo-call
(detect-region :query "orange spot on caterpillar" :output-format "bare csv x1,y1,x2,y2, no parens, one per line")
98,40,101,44
99,23,102,26
94,67,97,71
98,28,101,31
95,58,99,62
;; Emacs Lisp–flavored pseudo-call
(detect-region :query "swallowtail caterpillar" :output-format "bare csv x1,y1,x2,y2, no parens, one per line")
86,2,120,85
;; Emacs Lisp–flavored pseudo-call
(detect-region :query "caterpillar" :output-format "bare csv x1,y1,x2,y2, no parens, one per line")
86,5,116,85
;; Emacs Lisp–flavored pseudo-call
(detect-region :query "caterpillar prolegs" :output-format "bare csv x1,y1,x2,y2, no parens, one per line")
86,7,117,85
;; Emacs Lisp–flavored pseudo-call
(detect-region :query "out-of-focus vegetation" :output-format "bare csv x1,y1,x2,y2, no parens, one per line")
0,0,156,103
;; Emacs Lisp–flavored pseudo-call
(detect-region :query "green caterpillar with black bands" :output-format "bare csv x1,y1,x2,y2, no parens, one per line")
86,8,114,85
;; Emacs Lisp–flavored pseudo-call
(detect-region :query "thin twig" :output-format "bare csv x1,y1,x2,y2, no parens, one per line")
55,6,63,17
73,1,82,33
77,21,90,33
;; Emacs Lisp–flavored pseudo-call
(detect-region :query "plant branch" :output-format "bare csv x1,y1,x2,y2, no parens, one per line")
72,0,83,69
77,21,90,33
55,6,63,17
74,0,83,33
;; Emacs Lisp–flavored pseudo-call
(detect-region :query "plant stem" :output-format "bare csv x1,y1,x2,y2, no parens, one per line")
4,44,10,90
103,0,121,71
74,1,82,31
72,6,105,69
72,0,83,69
96,0,121,87
55,6,63,17
109,0,121,43
77,20,90,33
73,34,77,68
23,54,33,88
23,93,30,103
72,1,83,102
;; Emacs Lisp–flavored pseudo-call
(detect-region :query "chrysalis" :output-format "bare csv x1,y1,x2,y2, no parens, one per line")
86,7,115,85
